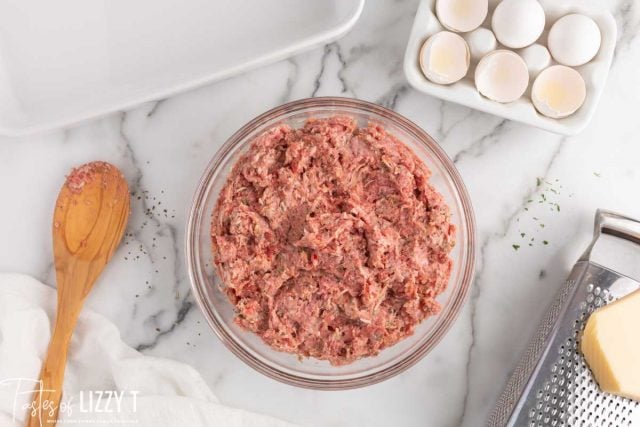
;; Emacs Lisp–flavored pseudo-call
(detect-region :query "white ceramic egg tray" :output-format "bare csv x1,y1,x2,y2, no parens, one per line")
404,0,616,136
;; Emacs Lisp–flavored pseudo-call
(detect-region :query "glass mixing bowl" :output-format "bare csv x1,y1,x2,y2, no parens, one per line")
186,97,476,389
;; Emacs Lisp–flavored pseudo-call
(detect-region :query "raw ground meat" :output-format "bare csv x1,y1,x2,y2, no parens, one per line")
211,115,455,365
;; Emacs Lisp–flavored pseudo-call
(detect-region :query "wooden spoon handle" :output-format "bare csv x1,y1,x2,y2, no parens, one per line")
26,304,80,427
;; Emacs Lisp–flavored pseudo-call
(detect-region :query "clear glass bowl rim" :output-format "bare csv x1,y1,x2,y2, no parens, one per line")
186,97,476,390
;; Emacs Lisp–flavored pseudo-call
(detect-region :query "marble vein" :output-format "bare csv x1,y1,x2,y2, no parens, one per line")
452,119,508,164
437,102,474,142
311,43,352,97
279,58,299,104
146,99,166,118
376,83,410,110
612,0,640,61
456,138,565,426
117,112,193,350
136,299,193,352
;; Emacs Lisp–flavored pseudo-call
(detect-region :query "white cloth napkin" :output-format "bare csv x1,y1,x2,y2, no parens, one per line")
0,273,294,427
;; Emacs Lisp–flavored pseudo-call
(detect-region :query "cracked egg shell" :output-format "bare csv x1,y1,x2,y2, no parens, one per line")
419,31,470,85
475,50,529,103
532,65,586,118
436,0,488,33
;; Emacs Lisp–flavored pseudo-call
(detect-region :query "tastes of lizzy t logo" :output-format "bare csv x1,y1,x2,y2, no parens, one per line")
1,378,139,424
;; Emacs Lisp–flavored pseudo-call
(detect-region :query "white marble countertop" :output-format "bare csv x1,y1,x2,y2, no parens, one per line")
1,1,640,426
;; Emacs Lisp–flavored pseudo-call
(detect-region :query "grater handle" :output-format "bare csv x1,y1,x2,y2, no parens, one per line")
580,210,640,261
596,209,640,245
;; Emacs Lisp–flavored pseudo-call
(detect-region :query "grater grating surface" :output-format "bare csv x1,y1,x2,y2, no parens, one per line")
488,210,640,426
523,271,640,427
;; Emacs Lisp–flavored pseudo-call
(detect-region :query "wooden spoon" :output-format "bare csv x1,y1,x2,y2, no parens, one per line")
26,161,129,427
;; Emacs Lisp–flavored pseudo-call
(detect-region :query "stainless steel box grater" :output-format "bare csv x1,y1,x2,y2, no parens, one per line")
488,210,640,427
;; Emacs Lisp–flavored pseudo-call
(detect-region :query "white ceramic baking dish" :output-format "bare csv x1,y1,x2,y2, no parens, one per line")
0,0,364,136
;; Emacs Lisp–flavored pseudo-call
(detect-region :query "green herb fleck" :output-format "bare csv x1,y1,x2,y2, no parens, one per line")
520,232,526,238
594,172,601,177
543,240,549,245
513,244,521,251
536,177,542,187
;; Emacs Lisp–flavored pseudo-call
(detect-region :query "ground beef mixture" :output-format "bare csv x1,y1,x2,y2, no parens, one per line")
211,116,455,365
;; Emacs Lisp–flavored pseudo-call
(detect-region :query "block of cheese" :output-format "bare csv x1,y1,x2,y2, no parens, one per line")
581,289,640,401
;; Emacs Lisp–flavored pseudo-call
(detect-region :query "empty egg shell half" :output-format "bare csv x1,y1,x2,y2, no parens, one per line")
532,65,586,118
436,0,488,33
475,50,529,103
420,31,470,85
